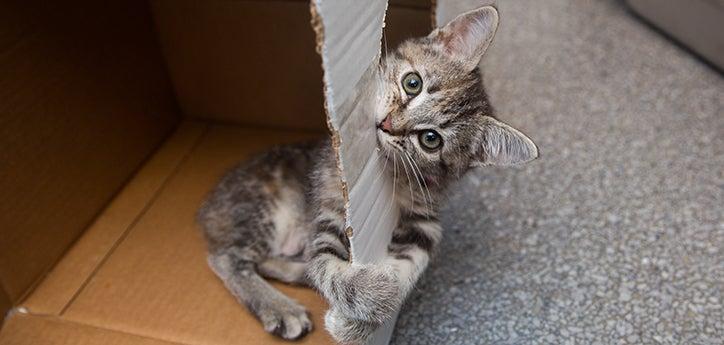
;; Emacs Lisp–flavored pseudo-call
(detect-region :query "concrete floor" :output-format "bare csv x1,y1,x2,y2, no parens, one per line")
391,0,723,344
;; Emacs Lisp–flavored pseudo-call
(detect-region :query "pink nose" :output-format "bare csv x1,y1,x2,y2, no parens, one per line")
380,115,392,132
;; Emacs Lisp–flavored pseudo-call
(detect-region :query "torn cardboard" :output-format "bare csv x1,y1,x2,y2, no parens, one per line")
311,1,400,343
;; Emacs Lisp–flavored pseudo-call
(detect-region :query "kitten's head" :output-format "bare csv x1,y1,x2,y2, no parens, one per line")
376,6,538,186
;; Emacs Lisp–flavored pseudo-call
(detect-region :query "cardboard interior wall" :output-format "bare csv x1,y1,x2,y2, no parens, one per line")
149,0,433,131
0,0,179,312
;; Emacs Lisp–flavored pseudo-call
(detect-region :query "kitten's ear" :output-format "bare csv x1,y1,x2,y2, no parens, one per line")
472,117,539,167
429,6,499,70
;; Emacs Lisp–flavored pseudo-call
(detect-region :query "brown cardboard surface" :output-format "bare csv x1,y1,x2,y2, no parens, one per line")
0,314,183,345
151,0,326,131
389,0,433,9
54,123,333,345
22,122,207,315
0,291,9,324
0,0,179,303
385,6,435,49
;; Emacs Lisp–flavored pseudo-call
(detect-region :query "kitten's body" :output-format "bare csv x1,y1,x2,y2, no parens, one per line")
198,6,538,344
199,136,439,341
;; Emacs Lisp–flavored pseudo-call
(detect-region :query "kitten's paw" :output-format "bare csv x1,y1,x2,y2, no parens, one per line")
256,298,313,340
325,307,378,345
339,264,401,323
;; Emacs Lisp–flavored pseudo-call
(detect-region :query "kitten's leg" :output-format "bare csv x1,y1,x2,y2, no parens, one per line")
382,215,441,296
310,213,441,344
198,153,314,340
307,215,401,325
207,249,312,340
310,213,441,317
324,307,379,345
258,257,308,285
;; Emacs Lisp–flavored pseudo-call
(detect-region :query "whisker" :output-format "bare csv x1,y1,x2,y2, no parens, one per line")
391,152,397,204
404,152,430,217
399,150,415,212
405,152,434,215
367,146,382,172
414,158,433,209
381,151,398,221
371,149,390,187
402,152,425,206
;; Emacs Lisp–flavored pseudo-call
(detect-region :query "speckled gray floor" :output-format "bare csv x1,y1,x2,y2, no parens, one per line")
391,0,723,344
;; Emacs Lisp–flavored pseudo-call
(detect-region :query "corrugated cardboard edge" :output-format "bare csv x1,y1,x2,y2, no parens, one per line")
309,1,352,248
18,121,208,316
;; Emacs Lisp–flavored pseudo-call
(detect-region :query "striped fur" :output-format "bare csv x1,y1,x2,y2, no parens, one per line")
197,6,538,344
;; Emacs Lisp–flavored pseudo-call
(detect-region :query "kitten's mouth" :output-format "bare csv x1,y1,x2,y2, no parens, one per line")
376,116,391,150
376,128,404,153
376,123,388,134
376,128,391,151
375,128,388,148
376,115,406,152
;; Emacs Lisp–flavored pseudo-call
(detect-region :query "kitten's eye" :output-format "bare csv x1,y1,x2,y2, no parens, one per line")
402,72,423,96
418,130,442,151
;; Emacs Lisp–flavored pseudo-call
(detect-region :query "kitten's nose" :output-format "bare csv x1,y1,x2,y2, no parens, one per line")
379,115,392,133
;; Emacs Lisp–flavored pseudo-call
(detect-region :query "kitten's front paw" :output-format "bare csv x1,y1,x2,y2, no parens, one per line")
338,264,401,323
325,307,378,345
256,298,313,340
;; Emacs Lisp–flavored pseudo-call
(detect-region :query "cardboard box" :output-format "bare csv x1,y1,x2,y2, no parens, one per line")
0,0,438,344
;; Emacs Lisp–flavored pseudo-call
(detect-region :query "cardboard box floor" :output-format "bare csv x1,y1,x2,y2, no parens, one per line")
0,121,334,345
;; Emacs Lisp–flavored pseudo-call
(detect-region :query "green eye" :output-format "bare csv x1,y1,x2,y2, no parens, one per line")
402,72,423,96
418,130,442,151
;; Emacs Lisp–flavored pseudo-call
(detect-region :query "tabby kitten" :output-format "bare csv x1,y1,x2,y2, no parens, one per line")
197,6,538,344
